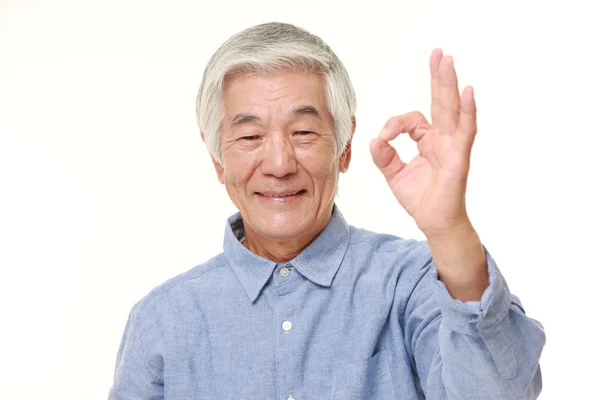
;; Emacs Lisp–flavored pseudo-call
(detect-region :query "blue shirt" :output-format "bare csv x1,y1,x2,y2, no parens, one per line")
108,206,545,399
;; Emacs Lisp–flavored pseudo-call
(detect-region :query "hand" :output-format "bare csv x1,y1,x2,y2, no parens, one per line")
370,49,477,237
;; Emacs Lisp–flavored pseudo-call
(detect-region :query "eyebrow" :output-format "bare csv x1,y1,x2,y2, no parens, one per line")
230,113,259,125
230,105,321,126
292,105,320,117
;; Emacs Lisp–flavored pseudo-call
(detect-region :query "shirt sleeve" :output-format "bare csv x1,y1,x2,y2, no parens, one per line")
402,244,545,399
107,303,164,400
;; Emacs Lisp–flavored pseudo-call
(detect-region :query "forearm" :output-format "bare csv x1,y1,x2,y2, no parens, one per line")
426,222,488,302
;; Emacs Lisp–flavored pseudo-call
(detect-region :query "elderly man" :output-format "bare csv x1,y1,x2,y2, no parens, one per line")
109,22,545,399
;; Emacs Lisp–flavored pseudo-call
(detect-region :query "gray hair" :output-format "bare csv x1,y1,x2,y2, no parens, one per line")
196,22,357,164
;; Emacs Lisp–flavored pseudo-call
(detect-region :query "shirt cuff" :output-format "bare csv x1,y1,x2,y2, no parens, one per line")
429,246,513,336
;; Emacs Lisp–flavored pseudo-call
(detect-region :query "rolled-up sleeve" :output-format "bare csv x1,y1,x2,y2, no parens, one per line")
403,245,545,399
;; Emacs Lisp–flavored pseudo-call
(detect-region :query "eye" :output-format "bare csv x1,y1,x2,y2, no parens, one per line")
241,135,260,141
295,131,314,136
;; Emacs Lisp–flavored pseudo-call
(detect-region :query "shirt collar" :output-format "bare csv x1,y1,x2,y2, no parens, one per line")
223,204,350,302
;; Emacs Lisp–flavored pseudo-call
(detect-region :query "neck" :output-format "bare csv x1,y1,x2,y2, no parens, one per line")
242,213,332,263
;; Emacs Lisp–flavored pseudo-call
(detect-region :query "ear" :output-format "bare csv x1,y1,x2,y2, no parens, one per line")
202,133,225,184
210,156,225,184
339,116,356,173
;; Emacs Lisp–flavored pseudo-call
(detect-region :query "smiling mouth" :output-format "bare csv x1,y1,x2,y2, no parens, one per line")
257,190,306,197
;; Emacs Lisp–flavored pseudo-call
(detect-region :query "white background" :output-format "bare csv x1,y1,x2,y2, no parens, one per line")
1,0,598,398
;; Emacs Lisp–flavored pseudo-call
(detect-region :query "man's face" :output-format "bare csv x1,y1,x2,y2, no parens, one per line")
212,70,352,241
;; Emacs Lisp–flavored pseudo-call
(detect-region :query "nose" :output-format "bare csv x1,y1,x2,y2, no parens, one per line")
259,133,298,177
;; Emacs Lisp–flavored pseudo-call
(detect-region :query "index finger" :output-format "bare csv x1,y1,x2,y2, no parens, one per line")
379,111,430,142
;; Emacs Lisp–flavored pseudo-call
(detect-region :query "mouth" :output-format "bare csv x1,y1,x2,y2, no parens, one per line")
256,189,306,201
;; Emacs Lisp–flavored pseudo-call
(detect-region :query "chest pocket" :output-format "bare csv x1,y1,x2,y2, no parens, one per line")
331,350,396,400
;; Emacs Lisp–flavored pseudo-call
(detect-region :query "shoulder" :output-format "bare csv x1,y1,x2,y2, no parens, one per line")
131,252,229,315
348,225,431,259
344,225,434,290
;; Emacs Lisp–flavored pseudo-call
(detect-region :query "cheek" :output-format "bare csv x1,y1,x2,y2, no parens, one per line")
296,147,339,181
222,151,259,187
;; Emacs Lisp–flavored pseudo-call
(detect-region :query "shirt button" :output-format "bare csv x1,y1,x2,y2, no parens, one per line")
280,267,290,277
282,320,292,332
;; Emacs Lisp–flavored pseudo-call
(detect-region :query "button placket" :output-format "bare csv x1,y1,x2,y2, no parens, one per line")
274,265,299,399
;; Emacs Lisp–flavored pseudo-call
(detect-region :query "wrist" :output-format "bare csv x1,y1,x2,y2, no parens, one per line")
425,221,488,302
423,218,475,244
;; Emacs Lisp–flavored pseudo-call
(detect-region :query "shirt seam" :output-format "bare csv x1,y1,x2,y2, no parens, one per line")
135,262,228,378
348,238,412,254
136,308,162,381
137,262,226,314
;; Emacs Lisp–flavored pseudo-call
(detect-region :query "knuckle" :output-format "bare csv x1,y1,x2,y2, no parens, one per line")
411,110,426,120
384,117,397,130
437,102,459,114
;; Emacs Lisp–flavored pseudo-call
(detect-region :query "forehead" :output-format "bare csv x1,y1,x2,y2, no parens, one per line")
222,70,328,115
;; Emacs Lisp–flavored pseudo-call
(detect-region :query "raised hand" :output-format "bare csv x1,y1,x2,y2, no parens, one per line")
369,49,477,237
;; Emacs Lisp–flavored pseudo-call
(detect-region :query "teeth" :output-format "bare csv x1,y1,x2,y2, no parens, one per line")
262,191,299,197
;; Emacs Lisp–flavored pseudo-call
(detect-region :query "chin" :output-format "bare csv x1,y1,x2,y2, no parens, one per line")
250,210,315,240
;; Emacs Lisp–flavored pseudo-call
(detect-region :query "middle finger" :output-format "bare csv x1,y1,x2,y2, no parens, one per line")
430,48,443,124
436,55,461,133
